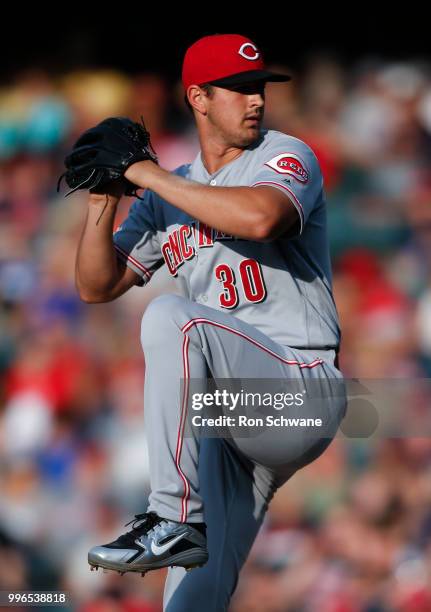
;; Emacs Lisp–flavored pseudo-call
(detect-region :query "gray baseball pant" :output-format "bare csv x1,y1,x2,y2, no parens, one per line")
139,294,345,611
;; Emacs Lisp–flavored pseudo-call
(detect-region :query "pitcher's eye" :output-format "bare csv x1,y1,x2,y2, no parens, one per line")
231,83,266,96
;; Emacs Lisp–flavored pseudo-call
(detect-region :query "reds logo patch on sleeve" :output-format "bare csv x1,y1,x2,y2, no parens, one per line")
265,153,309,183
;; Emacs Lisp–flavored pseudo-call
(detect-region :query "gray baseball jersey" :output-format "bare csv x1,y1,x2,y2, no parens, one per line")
113,129,340,350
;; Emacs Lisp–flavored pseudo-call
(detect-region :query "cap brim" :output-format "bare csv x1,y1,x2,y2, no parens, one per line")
206,69,291,88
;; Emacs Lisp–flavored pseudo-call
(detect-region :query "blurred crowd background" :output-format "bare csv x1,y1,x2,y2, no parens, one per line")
1,51,431,611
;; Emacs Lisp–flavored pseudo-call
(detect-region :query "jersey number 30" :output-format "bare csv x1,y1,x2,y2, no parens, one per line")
215,259,266,309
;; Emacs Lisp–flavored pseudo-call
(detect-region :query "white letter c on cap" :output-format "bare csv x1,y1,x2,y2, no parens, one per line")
238,43,260,61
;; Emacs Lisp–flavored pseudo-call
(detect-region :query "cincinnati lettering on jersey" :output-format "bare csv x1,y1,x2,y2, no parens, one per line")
161,221,234,276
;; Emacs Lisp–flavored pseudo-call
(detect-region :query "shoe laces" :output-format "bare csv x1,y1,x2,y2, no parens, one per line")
117,511,162,546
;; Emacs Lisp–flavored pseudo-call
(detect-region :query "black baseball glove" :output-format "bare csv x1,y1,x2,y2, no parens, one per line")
57,117,158,198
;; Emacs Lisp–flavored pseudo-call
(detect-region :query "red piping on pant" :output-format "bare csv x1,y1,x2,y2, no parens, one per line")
182,318,324,369
175,334,191,523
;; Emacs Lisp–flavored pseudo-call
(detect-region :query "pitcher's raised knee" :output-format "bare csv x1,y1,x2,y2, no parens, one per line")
141,294,193,347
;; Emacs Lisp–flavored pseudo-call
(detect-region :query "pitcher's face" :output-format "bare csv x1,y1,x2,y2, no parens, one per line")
205,81,266,147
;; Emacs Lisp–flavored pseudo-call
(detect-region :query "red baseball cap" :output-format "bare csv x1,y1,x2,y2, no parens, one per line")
182,34,291,91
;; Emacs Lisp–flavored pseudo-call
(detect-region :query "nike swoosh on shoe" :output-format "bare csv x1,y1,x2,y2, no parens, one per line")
147,533,188,556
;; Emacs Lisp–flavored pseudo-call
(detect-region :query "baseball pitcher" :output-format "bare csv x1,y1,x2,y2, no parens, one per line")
62,34,346,612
